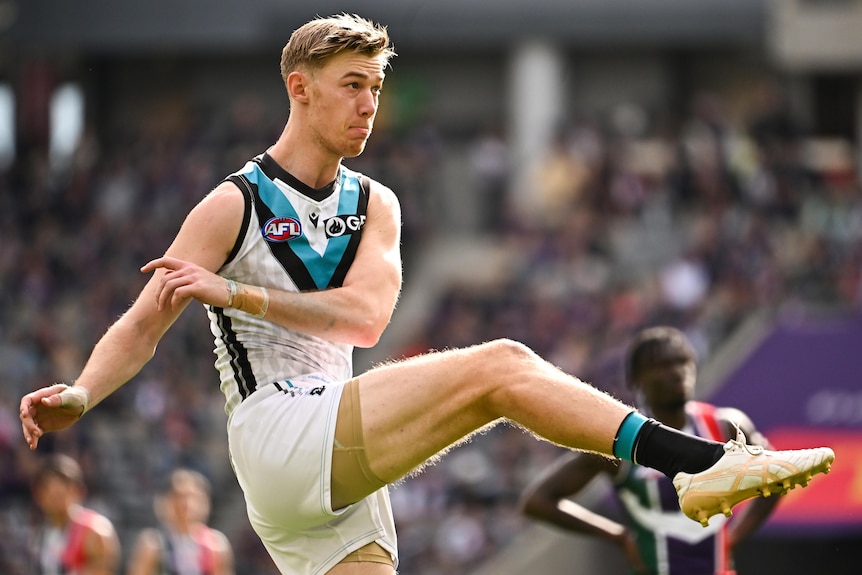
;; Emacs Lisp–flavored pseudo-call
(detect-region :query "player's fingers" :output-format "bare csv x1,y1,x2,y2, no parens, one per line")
40,394,64,408
20,383,69,411
170,284,195,309
158,273,189,310
57,386,90,418
155,270,189,310
140,256,181,273
22,423,39,449
140,258,163,273
20,399,42,449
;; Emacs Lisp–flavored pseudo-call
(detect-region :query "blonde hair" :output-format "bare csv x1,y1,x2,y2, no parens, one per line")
280,13,396,83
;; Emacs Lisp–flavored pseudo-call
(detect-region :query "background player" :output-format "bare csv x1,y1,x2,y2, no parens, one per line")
127,468,234,575
521,326,782,575
30,453,121,575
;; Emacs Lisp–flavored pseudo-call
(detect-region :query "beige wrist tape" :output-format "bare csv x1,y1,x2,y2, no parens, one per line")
233,283,270,318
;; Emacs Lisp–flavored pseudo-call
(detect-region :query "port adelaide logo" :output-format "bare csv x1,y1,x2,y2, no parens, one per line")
262,214,366,242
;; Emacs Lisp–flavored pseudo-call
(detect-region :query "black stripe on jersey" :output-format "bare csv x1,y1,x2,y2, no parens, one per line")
329,175,370,287
258,153,337,202
224,175,254,267
214,308,255,400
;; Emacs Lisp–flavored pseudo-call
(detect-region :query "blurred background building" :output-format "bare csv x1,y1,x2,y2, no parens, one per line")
1,0,861,573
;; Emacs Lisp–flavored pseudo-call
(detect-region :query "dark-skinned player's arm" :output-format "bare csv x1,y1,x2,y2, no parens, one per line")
520,451,649,574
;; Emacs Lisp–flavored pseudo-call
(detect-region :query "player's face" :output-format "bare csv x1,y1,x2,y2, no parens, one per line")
167,483,209,526
634,348,696,412
306,51,386,159
33,476,80,523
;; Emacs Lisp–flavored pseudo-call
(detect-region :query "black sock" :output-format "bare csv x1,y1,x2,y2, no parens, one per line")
633,419,725,478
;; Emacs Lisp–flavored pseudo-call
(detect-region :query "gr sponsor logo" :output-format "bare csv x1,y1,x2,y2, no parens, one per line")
262,217,302,242
324,214,366,238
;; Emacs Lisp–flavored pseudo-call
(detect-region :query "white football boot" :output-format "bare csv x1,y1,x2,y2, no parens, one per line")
674,427,835,527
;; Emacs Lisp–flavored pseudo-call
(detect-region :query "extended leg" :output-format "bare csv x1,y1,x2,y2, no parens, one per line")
353,339,631,485
332,338,835,530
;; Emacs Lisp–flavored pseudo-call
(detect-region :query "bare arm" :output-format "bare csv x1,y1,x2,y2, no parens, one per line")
82,515,121,575
211,528,236,575
126,529,162,575
144,179,403,348
20,184,243,449
520,451,647,573
521,452,625,539
262,180,402,346
716,407,782,549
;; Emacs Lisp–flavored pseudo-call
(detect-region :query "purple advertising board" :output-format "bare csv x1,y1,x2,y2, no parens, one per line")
707,312,862,534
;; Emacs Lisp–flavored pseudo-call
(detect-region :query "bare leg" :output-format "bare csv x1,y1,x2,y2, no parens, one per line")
356,339,633,484
327,563,394,575
327,542,395,574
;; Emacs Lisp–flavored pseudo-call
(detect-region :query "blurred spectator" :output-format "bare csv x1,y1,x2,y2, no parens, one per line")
29,453,121,575
127,468,234,575
469,124,511,232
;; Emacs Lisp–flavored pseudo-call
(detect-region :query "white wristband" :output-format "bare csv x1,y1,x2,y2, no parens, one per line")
225,278,237,308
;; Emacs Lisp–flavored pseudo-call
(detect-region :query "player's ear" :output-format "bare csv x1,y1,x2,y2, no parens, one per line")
287,70,311,104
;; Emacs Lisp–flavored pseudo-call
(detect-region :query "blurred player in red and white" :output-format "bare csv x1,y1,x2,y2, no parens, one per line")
30,453,120,575
127,468,234,575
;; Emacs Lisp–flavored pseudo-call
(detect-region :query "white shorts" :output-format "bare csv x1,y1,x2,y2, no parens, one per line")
227,374,398,574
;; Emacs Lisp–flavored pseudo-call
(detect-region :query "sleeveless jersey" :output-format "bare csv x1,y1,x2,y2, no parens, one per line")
152,526,217,575
35,507,101,575
208,153,369,416
614,402,733,575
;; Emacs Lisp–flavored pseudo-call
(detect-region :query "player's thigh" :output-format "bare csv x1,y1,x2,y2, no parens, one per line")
327,562,394,575
354,341,527,481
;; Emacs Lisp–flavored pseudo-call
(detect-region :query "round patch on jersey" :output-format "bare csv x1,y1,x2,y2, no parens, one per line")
262,216,302,242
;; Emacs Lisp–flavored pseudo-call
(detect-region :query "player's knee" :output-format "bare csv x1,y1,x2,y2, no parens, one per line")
469,339,545,414
474,338,541,375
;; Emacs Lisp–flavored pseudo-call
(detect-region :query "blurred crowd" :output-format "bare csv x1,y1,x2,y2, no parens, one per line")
1,74,861,574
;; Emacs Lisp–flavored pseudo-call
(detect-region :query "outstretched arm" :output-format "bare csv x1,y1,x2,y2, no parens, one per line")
20,262,193,449
21,183,244,449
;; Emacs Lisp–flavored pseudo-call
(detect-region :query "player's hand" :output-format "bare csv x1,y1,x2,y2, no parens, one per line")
141,256,228,310
20,383,90,450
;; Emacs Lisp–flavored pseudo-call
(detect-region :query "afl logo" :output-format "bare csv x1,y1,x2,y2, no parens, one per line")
262,217,302,242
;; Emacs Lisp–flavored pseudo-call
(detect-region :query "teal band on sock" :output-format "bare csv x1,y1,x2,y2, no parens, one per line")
613,411,649,460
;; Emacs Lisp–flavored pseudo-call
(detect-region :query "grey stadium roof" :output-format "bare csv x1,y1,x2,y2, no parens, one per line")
8,0,766,54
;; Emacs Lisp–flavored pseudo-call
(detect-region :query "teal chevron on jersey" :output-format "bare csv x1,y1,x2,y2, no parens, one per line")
247,165,360,290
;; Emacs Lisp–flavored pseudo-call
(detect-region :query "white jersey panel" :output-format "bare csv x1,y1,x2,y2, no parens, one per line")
207,155,367,416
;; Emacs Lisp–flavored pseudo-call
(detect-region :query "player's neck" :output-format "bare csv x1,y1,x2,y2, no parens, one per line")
270,124,342,189
46,505,77,528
